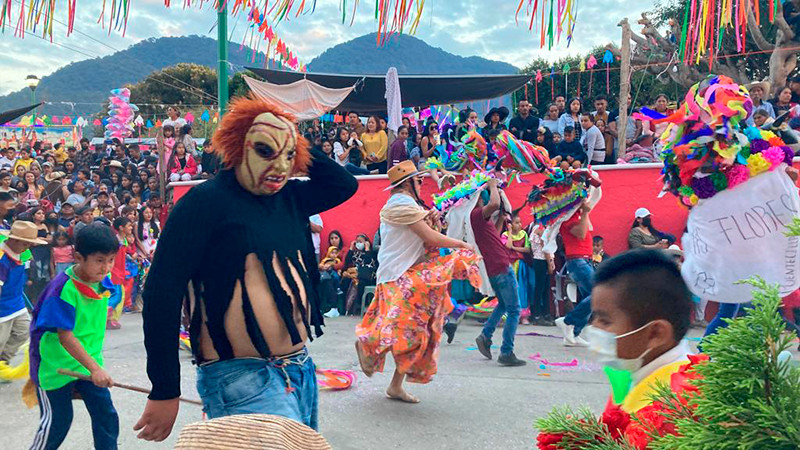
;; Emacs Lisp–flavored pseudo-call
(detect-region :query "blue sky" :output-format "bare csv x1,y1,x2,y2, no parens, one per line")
0,0,657,95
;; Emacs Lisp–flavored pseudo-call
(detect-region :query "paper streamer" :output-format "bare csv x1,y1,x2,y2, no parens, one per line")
315,369,356,391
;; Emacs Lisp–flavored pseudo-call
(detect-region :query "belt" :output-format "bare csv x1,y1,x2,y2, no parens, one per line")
566,255,592,261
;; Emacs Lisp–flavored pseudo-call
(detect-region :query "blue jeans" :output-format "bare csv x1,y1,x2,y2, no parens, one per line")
31,381,119,450
703,303,751,338
563,258,595,337
481,267,520,355
196,350,319,430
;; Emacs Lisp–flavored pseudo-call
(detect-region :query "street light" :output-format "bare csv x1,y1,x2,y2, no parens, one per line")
26,75,39,124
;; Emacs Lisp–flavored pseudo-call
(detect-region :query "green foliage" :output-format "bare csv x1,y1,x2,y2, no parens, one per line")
536,406,636,450
129,63,218,118
649,278,800,450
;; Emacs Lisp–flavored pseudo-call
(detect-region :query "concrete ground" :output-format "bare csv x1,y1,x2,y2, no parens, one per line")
0,314,707,450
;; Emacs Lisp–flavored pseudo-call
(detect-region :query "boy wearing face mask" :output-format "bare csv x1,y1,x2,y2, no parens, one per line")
585,249,694,413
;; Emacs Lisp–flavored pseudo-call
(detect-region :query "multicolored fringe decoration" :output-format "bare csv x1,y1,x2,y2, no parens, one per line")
515,0,579,49
425,126,488,174
493,130,551,173
535,70,543,104
315,369,356,391
586,54,597,98
636,74,792,207
432,171,494,212
0,0,104,39
678,0,768,67
527,168,588,226
602,50,614,95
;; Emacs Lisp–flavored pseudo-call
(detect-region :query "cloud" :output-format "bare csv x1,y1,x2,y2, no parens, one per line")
0,0,657,95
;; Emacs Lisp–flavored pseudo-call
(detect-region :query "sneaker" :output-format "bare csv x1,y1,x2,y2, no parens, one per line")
574,335,589,347
443,322,458,344
497,352,527,367
555,317,578,346
106,320,122,330
475,334,493,360
323,308,340,318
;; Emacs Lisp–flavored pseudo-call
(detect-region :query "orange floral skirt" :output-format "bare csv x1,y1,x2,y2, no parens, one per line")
355,249,481,384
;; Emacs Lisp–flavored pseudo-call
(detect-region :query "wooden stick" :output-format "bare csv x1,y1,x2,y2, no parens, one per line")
57,369,203,406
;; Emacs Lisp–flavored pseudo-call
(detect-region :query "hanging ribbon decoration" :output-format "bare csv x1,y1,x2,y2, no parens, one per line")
515,0,580,49
578,58,585,98
562,62,571,98
550,66,556,101
603,50,614,95
587,54,598,99
535,70,543,105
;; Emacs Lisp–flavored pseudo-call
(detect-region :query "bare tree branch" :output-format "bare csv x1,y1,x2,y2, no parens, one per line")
774,0,796,42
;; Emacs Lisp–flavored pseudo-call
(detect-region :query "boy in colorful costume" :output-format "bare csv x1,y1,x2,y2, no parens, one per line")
29,224,122,449
135,95,357,441
0,222,46,370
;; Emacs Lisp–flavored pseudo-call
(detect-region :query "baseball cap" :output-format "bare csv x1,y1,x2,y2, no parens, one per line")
634,207,652,219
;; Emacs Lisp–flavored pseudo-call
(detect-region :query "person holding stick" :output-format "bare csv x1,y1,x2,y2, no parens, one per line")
28,223,122,449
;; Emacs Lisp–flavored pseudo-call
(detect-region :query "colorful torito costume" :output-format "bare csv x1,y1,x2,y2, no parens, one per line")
141,96,357,432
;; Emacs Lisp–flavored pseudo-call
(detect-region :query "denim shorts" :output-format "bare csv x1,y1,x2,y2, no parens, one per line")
196,349,319,430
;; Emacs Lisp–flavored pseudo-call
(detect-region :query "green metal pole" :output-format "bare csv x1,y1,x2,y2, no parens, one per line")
217,3,229,117
31,89,36,124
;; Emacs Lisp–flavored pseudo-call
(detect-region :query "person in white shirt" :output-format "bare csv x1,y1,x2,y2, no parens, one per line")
309,214,323,262
580,114,606,165
162,106,187,130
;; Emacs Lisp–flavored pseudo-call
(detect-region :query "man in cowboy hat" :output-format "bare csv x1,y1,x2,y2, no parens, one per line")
509,99,540,143
0,221,47,370
745,80,775,127
42,171,68,208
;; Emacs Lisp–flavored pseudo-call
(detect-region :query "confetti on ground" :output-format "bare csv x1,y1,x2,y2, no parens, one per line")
465,345,499,351
515,332,562,339
529,353,579,367
528,353,603,373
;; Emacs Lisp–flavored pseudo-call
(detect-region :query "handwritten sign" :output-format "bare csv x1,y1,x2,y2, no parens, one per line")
682,166,800,303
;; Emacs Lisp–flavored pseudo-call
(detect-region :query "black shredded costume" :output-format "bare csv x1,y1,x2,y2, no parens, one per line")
142,149,357,400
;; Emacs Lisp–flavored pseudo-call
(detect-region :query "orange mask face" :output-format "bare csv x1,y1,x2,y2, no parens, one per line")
236,112,297,195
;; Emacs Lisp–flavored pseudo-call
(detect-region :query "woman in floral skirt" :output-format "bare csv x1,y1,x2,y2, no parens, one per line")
355,161,481,403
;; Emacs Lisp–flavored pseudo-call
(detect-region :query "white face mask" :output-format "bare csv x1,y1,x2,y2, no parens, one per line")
585,322,654,372
355,242,365,251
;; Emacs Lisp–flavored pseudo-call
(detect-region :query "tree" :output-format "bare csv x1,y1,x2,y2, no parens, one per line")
613,0,799,96
128,63,218,119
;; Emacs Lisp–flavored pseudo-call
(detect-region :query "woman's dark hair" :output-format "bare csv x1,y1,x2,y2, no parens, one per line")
162,124,175,135
654,93,669,103
631,216,662,239
537,127,555,152
53,230,71,245
113,216,131,230
337,127,349,144
567,97,583,116
328,230,344,251
75,223,119,257
367,115,383,133
138,206,160,241
421,121,439,139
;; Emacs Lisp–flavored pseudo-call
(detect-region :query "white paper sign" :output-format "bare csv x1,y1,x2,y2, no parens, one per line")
682,165,800,303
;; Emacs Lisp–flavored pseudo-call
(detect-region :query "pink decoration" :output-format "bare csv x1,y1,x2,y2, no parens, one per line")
184,112,195,124
762,146,786,168
725,164,750,189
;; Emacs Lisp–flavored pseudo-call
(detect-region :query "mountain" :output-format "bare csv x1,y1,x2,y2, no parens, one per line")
308,33,518,75
0,35,267,117
0,33,519,118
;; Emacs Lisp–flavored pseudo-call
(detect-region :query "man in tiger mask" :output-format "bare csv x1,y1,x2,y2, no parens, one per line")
135,95,357,441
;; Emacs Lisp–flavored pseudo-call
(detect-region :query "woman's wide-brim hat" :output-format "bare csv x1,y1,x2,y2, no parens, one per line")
45,171,65,182
174,414,331,450
1,221,47,245
484,106,510,124
385,160,422,191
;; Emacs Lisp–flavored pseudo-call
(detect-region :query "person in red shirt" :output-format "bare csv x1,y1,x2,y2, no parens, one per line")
472,178,527,367
555,200,595,347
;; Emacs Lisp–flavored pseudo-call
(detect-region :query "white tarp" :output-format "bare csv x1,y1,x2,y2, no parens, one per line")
244,75,355,121
682,165,800,303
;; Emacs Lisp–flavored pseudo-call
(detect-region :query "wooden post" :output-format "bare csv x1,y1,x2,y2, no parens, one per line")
617,18,632,158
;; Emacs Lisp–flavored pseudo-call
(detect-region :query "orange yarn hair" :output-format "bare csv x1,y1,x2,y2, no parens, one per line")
212,94,311,174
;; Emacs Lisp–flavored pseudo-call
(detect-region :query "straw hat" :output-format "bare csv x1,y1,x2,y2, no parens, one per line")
745,79,771,96
1,221,47,245
45,171,65,182
666,244,683,259
385,160,422,191
174,414,331,450
108,160,124,169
